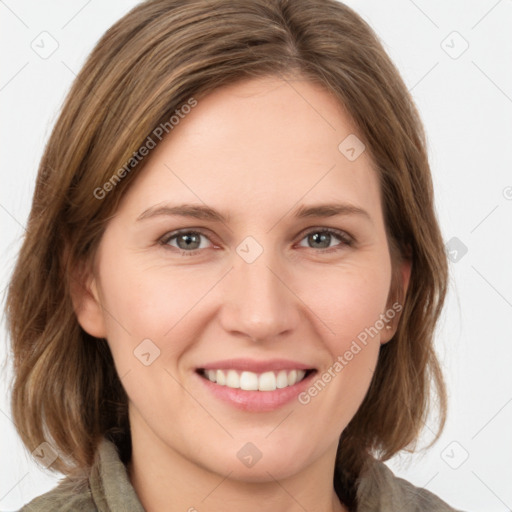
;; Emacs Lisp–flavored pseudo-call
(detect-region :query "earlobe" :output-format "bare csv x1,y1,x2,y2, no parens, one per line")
69,262,107,339
380,323,395,345
380,257,412,345
400,257,412,299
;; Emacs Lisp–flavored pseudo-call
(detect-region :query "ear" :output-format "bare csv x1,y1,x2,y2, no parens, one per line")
380,256,412,344
69,256,107,339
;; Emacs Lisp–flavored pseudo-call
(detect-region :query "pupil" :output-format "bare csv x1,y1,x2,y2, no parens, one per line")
311,232,330,248
179,233,199,249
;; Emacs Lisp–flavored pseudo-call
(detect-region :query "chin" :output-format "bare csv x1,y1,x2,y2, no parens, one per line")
222,456,308,483
199,438,315,483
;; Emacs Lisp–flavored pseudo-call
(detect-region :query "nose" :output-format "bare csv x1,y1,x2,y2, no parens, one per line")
218,246,301,343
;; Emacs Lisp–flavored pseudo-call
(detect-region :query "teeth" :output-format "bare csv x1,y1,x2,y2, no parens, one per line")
203,369,307,391
258,371,276,391
216,370,226,386
276,370,288,388
240,371,259,390
226,369,240,388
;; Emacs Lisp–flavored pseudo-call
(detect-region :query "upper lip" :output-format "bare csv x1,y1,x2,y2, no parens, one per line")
198,358,315,372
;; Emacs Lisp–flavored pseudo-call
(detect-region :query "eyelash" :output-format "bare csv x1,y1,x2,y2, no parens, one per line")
159,227,354,257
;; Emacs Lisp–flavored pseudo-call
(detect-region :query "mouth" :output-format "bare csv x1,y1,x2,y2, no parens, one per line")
196,368,316,391
194,358,318,412
194,360,318,412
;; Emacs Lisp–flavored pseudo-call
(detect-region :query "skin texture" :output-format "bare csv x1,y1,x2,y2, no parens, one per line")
73,76,411,512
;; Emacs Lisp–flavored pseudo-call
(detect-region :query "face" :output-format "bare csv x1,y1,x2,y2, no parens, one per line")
75,76,410,482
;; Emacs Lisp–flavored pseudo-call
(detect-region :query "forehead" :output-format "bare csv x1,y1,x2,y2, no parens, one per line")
115,76,383,226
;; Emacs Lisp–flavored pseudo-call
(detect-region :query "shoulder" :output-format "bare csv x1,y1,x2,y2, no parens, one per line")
18,437,144,512
356,457,466,512
19,475,96,512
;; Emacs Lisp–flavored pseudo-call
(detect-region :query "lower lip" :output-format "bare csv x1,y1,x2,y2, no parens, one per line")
195,370,317,412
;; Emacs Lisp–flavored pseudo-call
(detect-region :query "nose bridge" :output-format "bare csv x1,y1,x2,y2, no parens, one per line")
220,239,299,341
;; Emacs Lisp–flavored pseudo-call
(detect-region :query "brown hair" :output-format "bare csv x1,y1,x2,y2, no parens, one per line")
4,0,447,508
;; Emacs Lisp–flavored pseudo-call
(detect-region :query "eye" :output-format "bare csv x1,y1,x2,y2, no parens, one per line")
297,228,353,252
159,227,353,257
160,229,214,255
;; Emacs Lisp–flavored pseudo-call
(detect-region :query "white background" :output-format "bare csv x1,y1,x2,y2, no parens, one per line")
1,1,511,511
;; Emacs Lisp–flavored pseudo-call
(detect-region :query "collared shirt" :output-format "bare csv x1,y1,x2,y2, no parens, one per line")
20,437,464,511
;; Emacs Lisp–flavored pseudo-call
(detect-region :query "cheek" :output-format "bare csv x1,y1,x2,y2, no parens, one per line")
298,260,392,351
98,255,212,339
292,261,391,415
94,254,229,398
94,261,206,414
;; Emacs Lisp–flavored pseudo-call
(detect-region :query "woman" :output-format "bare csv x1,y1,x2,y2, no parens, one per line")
5,0,465,510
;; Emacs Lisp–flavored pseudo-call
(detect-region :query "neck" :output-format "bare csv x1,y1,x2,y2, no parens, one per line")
127,422,349,512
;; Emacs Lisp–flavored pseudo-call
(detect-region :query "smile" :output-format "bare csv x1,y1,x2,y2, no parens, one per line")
197,368,314,391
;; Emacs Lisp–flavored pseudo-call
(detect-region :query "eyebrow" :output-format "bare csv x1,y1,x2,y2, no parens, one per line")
136,202,371,223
